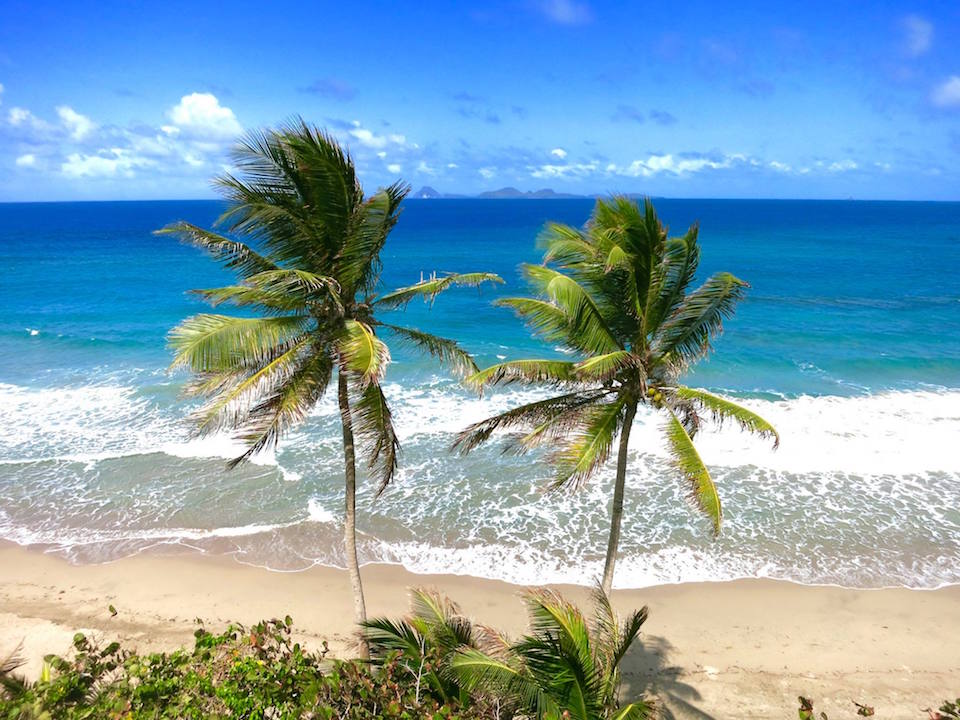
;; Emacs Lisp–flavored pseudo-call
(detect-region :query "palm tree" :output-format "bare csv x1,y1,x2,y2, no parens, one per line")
362,588,487,705
159,120,502,647
451,585,652,720
454,197,778,595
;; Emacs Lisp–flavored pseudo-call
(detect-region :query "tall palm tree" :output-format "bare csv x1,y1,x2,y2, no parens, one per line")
454,197,778,595
451,585,652,720
160,120,501,645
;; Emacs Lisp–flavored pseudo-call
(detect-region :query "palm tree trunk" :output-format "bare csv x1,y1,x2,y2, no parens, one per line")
601,402,637,596
337,371,368,657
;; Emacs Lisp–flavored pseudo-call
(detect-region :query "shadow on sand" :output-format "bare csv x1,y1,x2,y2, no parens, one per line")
620,634,715,720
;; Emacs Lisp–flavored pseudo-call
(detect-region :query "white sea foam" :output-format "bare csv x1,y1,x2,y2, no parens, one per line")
2,378,959,589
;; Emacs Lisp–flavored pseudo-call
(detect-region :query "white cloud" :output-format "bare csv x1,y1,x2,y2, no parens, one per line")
447,162,458,169
56,106,96,140
168,93,241,138
931,76,960,108
348,126,406,149
902,15,932,57
416,160,436,175
386,163,402,173
536,0,592,25
61,148,151,178
610,153,735,177
376,151,387,159
550,147,567,159
530,161,598,178
478,166,497,179
827,160,858,172
15,153,36,167
768,160,792,173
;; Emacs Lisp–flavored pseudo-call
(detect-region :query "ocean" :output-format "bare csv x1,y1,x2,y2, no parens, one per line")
1,198,958,589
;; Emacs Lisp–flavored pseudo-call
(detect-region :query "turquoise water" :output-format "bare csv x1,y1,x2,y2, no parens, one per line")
1,199,959,588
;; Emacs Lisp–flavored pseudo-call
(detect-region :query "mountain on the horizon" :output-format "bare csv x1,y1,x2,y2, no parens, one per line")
477,186,583,199
412,186,441,199
409,185,584,199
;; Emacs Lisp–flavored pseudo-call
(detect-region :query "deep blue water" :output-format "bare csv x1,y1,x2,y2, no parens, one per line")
1,199,959,588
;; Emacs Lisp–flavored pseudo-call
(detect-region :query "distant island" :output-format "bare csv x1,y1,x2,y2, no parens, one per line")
412,186,584,199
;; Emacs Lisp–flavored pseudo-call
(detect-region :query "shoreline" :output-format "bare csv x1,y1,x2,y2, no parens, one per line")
2,542,958,718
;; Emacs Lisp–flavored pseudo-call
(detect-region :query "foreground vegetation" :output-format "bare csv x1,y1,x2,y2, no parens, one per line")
0,587,652,720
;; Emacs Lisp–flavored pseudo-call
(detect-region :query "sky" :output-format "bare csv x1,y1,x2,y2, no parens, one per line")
0,0,959,201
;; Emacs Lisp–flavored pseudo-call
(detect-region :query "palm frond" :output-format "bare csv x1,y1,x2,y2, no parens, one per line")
452,391,610,455
336,320,390,388
168,314,309,373
376,272,504,309
228,351,333,467
191,268,341,314
351,380,400,495
190,336,310,436
337,181,409,295
653,272,747,367
451,649,548,715
663,407,722,534
154,222,279,279
644,225,700,335
574,351,641,383
465,359,578,391
378,322,479,377
674,387,779,448
551,396,627,490
523,264,620,355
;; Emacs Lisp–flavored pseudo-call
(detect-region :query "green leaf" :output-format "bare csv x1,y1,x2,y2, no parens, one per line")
154,222,278,279
378,323,479,377
336,320,390,388
664,407,722,534
465,359,577,391
552,396,627,490
376,271,503,309
168,314,308,373
351,381,400,495
674,386,779,448
574,351,641,382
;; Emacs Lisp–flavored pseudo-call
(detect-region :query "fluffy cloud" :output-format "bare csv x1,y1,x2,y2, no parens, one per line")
348,124,405,149
827,160,858,172
56,106,96,140
416,160,436,175
386,163,402,173
902,15,932,57
550,147,567,159
931,76,960,108
531,160,599,178
478,166,497,179
609,153,735,177
15,153,36,167
168,93,242,139
61,148,153,178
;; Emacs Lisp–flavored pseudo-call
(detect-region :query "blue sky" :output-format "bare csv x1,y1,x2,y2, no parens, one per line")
1,0,958,201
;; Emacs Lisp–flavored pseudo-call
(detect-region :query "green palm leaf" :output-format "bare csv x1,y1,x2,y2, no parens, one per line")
375,271,503,309
574,351,641,382
155,222,279,278
452,391,611,455
337,181,409,295
336,320,390,388
653,271,747,367
378,323,479,377
552,396,627,490
674,386,779,448
663,407,723,533
351,380,400,495
465,359,578,390
169,314,308,373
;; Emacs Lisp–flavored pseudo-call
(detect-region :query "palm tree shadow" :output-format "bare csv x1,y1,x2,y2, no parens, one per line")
619,634,715,720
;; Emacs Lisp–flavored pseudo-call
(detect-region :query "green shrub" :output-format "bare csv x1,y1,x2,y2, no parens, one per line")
0,617,489,719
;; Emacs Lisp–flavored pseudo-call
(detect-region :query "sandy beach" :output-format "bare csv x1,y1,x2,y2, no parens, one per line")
0,541,956,718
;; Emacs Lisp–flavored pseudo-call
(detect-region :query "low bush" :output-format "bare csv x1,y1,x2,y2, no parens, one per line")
0,617,489,719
